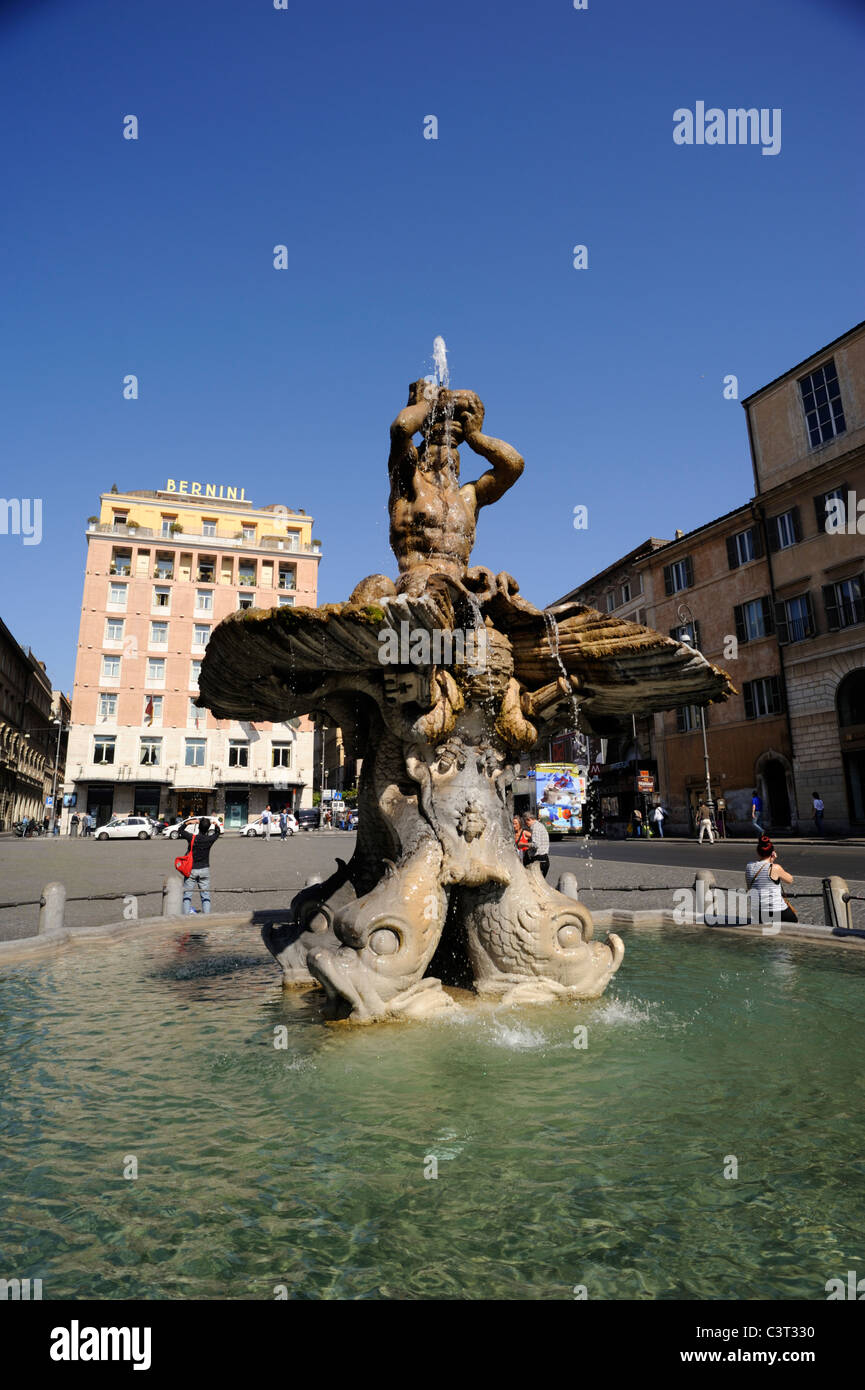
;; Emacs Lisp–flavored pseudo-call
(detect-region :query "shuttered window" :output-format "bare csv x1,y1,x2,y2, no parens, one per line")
775,592,816,645
814,485,848,534
767,507,801,552
676,705,707,733
743,676,784,720
663,556,694,595
726,526,764,570
733,597,773,644
823,574,864,631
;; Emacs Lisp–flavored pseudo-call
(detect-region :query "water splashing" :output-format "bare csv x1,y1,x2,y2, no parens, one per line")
432,335,449,388
424,335,457,471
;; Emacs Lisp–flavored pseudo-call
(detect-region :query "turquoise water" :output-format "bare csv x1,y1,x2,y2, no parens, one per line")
1,924,863,1300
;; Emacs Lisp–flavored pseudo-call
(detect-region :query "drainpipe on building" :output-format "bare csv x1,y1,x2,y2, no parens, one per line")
747,406,799,832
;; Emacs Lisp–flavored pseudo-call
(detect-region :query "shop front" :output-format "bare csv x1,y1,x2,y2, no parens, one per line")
171,787,216,820
224,787,249,829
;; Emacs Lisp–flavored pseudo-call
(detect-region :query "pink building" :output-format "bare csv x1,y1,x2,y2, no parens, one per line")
64,485,320,827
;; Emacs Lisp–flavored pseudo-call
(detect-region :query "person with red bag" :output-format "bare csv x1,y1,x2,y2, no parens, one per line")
175,816,221,914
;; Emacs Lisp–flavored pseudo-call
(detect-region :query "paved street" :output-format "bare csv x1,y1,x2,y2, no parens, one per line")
0,831,357,941
548,837,865,927
2,829,863,941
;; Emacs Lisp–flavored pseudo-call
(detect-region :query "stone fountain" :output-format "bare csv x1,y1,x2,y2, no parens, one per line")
198,370,732,1021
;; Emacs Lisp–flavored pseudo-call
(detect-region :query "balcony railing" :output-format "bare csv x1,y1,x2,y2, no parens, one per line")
88,522,321,555
238,576,256,587
90,523,155,537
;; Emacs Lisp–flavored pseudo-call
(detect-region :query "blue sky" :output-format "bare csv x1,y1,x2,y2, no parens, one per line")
1,0,863,692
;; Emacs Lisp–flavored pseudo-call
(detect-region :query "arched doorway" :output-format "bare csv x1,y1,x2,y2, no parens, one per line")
754,749,795,829
838,669,865,824
763,760,790,827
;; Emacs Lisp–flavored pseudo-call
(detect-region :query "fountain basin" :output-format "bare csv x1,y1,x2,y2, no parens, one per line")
1,919,862,1299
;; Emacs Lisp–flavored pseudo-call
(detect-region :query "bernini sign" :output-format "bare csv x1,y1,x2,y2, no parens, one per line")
163,480,247,500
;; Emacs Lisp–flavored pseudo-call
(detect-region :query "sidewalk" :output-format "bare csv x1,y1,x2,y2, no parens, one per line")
622,834,865,846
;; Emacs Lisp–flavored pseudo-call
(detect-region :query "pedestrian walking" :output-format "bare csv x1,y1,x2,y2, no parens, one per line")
652,804,666,838
697,801,715,844
522,812,550,878
751,789,764,836
715,796,727,839
279,810,288,841
70,812,79,838
261,806,272,840
812,792,824,836
633,807,644,838
746,835,798,925
177,816,221,915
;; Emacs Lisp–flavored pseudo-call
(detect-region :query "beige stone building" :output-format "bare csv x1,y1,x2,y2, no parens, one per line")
636,507,793,832
744,319,865,832
0,617,59,828
64,484,319,828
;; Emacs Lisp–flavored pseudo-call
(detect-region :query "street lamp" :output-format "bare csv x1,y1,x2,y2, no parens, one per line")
677,602,714,817
319,722,328,829
48,717,69,835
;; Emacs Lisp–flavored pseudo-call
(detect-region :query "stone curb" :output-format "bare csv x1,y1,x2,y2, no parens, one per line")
591,908,865,948
0,911,261,966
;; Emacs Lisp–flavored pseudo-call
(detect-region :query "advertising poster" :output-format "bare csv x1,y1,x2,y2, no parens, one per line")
534,764,586,835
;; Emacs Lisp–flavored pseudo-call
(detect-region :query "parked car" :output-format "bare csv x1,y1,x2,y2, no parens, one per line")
161,818,190,839
95,816,155,841
160,815,224,838
297,808,321,831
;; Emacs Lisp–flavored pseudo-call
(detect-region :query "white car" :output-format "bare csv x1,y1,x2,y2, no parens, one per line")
95,816,155,841
161,817,224,839
240,814,297,837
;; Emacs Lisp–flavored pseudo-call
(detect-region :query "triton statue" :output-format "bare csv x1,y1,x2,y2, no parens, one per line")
198,375,732,1022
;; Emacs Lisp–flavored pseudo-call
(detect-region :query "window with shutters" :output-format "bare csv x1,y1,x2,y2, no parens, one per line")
664,557,693,595
605,591,616,613
676,705,706,733
733,598,773,645
620,582,631,605
814,486,848,534
776,510,798,549
823,575,864,631
799,359,846,448
776,593,816,644
743,677,784,720
726,527,762,570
